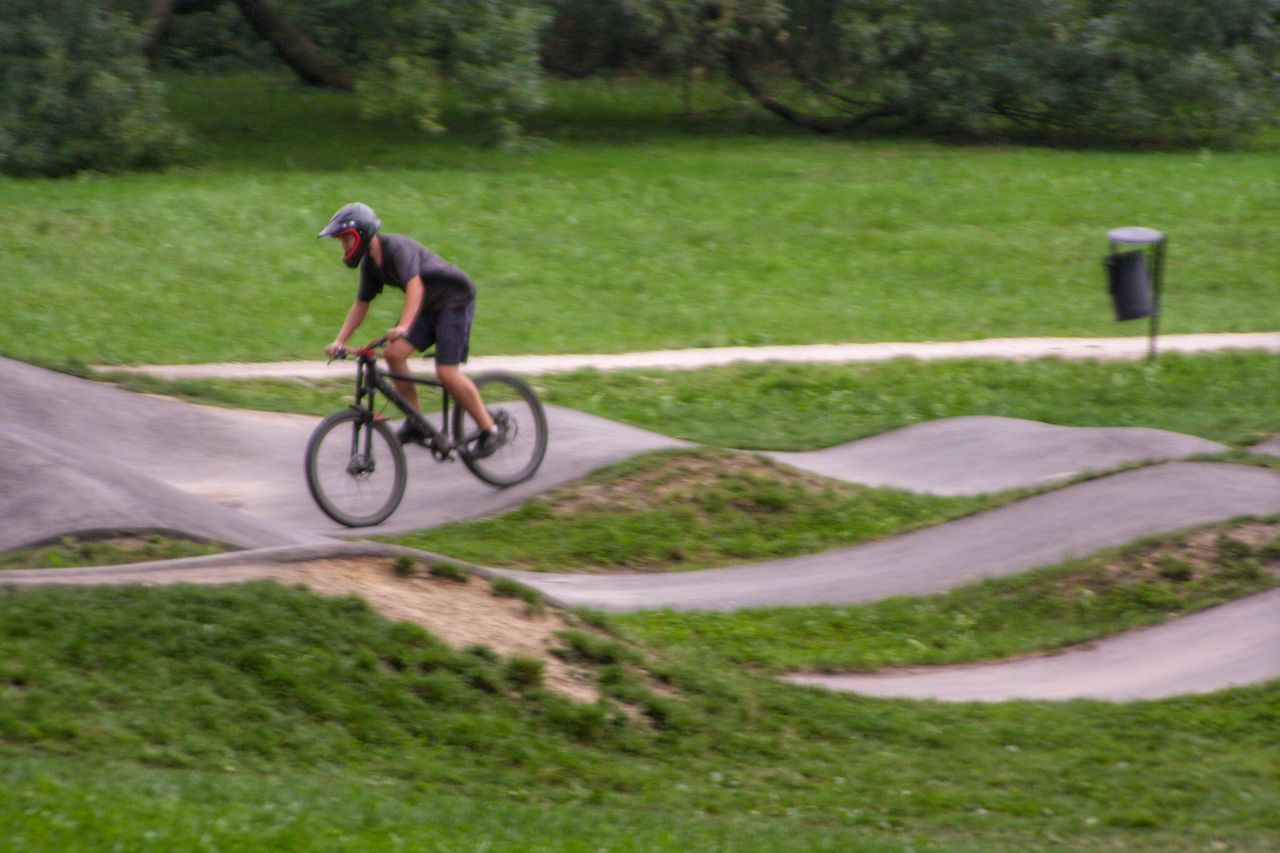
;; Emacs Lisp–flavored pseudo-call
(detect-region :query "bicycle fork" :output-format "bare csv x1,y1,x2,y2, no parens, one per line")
346,360,384,475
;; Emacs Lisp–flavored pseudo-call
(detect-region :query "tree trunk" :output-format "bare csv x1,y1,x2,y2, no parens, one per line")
722,44,899,134
231,0,354,91
142,0,175,66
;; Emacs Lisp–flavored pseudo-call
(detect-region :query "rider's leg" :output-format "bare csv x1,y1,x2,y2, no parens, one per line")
436,363,496,432
384,338,422,416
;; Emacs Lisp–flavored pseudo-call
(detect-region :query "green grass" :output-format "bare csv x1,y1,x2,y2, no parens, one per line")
2,75,1277,367
392,448,996,572
2,581,1279,849
0,755,912,851
611,520,1280,673
6,73,1280,849
536,351,1280,450
0,534,220,571
99,350,1280,451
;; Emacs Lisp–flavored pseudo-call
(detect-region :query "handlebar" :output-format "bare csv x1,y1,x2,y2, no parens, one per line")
328,335,388,363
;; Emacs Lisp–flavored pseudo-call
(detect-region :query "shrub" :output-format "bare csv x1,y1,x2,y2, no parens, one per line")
503,655,546,691
545,698,611,741
428,562,472,583
1216,536,1255,562
0,1,187,176
1156,557,1194,583
491,577,544,607
553,630,638,666
421,0,550,145
1224,558,1263,581
392,555,418,578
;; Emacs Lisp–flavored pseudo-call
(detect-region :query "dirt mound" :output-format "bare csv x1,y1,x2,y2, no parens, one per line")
273,558,603,702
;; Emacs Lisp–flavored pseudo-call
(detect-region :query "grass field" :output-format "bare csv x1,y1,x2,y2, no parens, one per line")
5,74,1280,849
3,578,1279,850
0,534,219,571
2,75,1277,367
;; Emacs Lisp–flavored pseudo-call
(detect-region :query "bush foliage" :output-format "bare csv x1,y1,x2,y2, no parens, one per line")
174,0,1280,146
0,1,187,176
3,0,1276,171
704,0,1280,145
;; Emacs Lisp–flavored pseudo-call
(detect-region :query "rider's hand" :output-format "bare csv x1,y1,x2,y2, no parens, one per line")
387,325,408,342
324,341,346,357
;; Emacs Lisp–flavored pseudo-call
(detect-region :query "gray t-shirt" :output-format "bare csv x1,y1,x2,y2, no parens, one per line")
358,234,476,313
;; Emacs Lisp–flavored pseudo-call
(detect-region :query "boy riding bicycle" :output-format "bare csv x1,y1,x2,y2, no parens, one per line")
319,202,500,456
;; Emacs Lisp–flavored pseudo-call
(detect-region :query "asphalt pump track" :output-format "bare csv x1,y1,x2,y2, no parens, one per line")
3,355,1279,703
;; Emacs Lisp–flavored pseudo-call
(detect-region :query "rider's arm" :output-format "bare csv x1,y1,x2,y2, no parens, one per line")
328,299,371,354
389,276,425,340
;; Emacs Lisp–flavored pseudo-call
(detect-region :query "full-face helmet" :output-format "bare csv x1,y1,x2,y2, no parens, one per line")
318,202,381,268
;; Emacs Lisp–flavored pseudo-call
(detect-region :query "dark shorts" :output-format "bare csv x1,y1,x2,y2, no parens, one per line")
405,303,475,365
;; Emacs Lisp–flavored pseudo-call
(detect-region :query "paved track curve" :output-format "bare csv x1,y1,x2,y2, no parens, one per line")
785,587,1280,702
491,462,1280,612
3,352,1278,702
1,421,328,552
0,356,685,548
770,416,1226,496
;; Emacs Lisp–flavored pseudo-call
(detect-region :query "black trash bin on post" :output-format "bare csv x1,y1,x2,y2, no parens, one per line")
1104,227,1167,359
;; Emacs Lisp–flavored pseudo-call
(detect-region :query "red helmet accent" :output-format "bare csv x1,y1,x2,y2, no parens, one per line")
337,227,363,266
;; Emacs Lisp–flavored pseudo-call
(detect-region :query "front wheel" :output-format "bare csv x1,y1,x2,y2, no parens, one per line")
454,372,548,487
305,408,407,527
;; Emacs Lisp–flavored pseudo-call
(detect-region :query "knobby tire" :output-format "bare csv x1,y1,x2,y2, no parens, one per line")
305,408,407,527
454,372,548,487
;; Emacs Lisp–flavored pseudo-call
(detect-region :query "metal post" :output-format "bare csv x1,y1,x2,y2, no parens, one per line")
1105,227,1166,362
1148,238,1166,361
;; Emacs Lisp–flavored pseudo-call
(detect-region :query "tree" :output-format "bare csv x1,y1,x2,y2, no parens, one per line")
0,0,187,176
700,0,1280,144
147,0,549,141
541,0,666,77
143,0,352,88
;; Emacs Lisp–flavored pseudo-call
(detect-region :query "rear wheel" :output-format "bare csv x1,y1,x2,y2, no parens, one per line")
454,372,548,487
305,409,407,527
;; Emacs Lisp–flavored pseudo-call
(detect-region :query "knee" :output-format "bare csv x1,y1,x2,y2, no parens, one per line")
384,341,413,367
435,363,461,383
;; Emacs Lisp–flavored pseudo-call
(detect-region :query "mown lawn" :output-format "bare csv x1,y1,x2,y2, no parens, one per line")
2,580,1278,850
0,534,219,571
2,75,1277,367
5,73,1279,850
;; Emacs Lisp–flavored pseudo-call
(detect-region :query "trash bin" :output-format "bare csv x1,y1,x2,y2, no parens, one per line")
1104,249,1154,321
1104,227,1167,358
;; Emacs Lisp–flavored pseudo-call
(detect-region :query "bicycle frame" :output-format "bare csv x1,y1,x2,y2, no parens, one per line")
345,345,457,459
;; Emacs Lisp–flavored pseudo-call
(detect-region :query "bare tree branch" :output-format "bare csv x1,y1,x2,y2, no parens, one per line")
231,0,354,91
722,41,901,133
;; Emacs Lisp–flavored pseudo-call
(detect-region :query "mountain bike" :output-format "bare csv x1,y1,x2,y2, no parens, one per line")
304,336,548,527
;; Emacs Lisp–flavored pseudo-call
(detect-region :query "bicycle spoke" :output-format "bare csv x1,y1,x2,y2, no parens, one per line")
455,373,547,487
306,411,406,527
